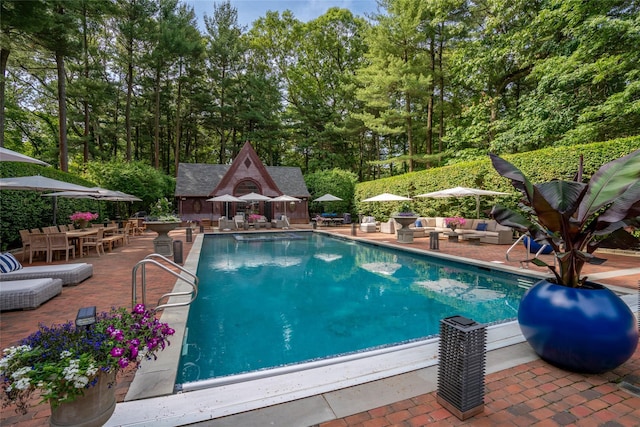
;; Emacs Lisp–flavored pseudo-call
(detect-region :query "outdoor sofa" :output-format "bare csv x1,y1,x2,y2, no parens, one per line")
413,217,514,244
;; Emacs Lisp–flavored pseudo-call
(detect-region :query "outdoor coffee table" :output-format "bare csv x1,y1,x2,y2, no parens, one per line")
445,232,459,242
464,234,482,245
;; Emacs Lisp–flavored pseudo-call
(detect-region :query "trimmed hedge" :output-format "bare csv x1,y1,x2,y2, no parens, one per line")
355,136,640,220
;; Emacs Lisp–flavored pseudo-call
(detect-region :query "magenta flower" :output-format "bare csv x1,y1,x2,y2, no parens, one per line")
128,345,139,359
118,357,129,368
133,304,146,314
110,347,125,357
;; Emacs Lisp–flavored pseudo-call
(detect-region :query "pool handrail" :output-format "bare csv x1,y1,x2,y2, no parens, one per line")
506,234,556,269
131,253,198,312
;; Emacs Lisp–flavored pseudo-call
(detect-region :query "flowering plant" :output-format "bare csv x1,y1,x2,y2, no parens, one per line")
248,214,263,222
148,197,180,222
69,212,99,222
444,217,466,228
0,304,174,414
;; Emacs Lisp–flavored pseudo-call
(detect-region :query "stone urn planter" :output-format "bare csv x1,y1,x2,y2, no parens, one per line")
49,371,116,427
392,215,418,243
144,221,180,256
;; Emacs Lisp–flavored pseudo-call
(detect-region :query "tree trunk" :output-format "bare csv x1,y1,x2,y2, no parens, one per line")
0,47,9,148
56,52,68,172
174,62,183,176
154,68,161,169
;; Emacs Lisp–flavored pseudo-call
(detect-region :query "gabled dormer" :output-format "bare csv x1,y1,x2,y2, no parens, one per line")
210,142,281,197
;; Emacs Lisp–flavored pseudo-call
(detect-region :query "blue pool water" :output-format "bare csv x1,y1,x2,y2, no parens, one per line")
177,232,529,385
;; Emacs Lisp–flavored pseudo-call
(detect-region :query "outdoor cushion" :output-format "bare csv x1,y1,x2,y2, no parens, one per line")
0,263,93,286
0,278,63,310
476,223,488,231
415,219,422,227
0,253,22,273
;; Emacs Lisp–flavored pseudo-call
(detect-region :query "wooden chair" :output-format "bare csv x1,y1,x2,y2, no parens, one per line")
30,228,41,234
81,228,105,257
29,233,50,264
57,224,69,232
19,229,31,261
48,232,75,262
42,226,58,234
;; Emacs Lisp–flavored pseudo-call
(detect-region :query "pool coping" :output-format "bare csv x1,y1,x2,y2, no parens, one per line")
114,231,637,426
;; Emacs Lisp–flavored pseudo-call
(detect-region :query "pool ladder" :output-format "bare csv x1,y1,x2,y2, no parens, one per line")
132,253,198,312
506,234,555,269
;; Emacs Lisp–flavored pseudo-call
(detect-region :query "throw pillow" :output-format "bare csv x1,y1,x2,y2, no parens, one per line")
415,219,422,227
0,253,23,273
476,223,488,231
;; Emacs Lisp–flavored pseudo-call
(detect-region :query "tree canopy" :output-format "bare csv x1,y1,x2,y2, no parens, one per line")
2,0,638,179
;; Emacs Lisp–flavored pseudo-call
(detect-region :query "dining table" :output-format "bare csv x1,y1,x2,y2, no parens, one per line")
66,226,117,257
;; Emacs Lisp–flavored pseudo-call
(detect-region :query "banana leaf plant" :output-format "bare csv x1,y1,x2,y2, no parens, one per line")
489,150,640,288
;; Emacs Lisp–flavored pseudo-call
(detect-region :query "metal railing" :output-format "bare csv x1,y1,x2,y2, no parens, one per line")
132,253,198,312
506,234,555,269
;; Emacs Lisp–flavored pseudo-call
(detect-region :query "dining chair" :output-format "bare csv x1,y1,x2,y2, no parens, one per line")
57,224,69,232
81,228,105,257
29,233,50,264
19,229,31,261
48,232,75,262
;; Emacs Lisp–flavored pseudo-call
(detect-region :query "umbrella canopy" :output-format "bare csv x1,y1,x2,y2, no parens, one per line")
206,194,245,218
0,147,50,166
238,192,272,202
206,194,245,203
42,187,140,201
270,195,301,202
415,186,510,218
362,193,412,202
0,175,98,192
313,193,343,202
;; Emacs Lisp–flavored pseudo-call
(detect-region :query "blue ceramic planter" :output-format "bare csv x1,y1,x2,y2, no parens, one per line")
518,280,638,374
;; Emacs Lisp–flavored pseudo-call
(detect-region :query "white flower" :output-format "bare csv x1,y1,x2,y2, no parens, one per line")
86,364,98,376
60,350,72,359
73,376,89,388
14,378,31,390
11,366,32,379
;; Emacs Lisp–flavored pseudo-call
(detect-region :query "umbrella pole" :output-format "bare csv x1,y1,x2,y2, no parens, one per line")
53,196,57,225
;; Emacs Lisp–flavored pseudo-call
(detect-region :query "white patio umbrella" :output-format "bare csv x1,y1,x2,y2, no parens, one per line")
0,176,100,224
206,194,245,218
361,193,412,202
0,147,50,166
0,175,98,193
238,192,272,202
42,188,140,201
415,186,510,218
313,193,343,202
271,194,301,220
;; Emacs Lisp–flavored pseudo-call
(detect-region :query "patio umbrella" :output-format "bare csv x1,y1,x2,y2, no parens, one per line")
206,194,245,218
415,186,509,218
42,188,141,201
271,194,301,219
313,193,343,202
0,175,98,192
238,192,272,202
0,147,50,166
0,176,100,224
361,193,412,202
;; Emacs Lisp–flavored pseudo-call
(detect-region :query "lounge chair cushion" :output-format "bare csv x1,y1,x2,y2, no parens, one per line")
476,223,488,231
0,278,63,310
0,253,22,273
0,263,93,286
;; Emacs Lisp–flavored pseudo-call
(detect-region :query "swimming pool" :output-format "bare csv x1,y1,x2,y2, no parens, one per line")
176,232,531,389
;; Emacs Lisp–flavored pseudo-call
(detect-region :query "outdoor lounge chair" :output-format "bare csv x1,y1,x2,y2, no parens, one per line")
380,219,395,234
0,278,63,310
360,216,377,233
218,217,236,231
0,263,93,286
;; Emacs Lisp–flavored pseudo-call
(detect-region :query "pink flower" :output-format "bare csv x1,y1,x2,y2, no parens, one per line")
69,211,99,221
110,347,125,357
118,358,130,368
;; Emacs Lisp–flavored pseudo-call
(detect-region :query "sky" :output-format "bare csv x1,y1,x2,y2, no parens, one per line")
182,0,380,29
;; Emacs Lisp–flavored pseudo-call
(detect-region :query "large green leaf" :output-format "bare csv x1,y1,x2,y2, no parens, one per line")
577,149,640,221
596,179,640,224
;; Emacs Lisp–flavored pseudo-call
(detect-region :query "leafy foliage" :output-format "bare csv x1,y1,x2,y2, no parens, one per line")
305,168,358,215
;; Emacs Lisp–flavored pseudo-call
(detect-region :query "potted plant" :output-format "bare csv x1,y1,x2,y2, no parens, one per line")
70,212,99,229
1,304,174,426
489,150,640,373
145,198,181,256
444,216,466,232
